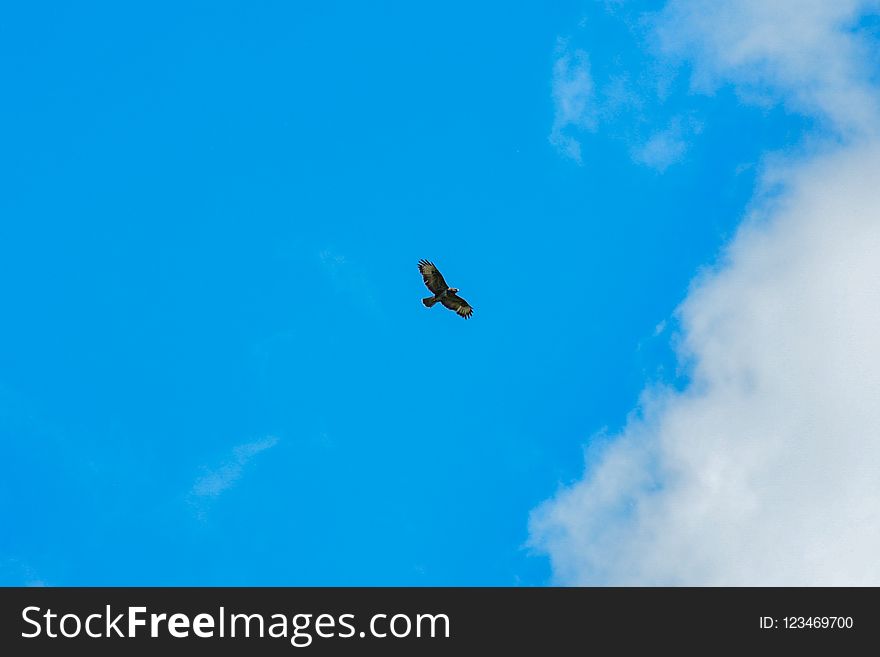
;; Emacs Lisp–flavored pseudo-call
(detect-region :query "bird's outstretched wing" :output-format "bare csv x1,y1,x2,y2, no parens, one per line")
441,292,473,319
418,259,449,295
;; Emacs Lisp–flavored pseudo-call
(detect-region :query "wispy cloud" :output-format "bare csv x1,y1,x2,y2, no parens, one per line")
192,436,279,498
549,40,597,163
531,0,880,585
631,116,703,171
1,557,47,587
548,24,700,170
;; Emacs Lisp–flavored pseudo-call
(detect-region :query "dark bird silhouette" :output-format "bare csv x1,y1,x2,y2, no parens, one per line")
418,259,473,319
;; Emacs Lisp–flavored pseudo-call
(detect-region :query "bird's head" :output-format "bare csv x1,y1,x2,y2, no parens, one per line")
449,287,459,294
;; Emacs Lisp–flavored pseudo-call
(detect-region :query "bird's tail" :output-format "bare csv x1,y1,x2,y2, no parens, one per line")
422,296,438,307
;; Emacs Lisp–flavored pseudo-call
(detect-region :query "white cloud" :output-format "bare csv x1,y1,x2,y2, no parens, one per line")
548,28,699,171
1,557,47,587
530,1,880,585
640,135,684,172
632,118,700,171
550,40,597,163
192,436,279,498
653,0,880,137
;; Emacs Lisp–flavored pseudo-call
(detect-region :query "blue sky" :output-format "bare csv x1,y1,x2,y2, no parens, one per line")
1,1,857,586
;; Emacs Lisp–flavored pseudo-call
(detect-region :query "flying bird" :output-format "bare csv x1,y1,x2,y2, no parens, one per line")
418,259,473,319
